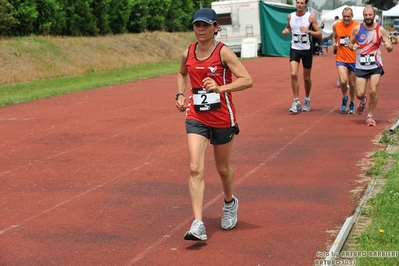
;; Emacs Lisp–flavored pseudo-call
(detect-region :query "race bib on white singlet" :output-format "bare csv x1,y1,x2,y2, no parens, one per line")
192,88,221,112
293,34,309,44
360,53,376,66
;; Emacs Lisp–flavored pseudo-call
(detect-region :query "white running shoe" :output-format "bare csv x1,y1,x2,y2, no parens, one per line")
289,100,301,113
221,196,239,230
302,98,310,112
184,220,207,241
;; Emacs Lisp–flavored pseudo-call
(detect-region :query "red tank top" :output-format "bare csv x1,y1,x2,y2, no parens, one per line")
185,42,236,128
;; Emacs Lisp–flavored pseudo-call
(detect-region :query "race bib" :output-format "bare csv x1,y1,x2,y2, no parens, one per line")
192,88,221,112
360,53,376,66
293,34,309,44
339,36,350,46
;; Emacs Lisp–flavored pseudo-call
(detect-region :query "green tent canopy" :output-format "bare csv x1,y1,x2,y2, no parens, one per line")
259,2,296,57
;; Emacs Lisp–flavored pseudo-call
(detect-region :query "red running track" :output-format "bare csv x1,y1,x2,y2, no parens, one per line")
1,48,398,266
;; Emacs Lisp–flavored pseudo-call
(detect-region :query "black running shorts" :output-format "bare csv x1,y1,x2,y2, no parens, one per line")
185,119,239,145
355,67,384,78
290,48,313,69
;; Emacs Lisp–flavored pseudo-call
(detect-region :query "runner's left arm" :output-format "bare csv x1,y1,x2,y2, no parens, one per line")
380,27,393,52
305,14,322,39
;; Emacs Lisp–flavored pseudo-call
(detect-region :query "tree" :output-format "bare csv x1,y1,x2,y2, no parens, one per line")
166,0,195,32
8,0,38,36
0,0,16,35
91,0,112,35
127,0,149,33
363,0,396,10
34,0,66,35
108,0,131,34
341,1,357,6
59,0,98,36
146,0,172,31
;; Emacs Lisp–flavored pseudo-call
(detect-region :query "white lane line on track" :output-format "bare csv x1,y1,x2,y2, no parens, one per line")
0,158,157,236
0,184,104,235
0,112,181,176
0,114,183,234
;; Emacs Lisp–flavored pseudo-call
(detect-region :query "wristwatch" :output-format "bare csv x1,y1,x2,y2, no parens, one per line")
175,93,185,100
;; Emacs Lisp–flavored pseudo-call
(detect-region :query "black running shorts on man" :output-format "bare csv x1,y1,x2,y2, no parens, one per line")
355,67,384,79
290,48,313,69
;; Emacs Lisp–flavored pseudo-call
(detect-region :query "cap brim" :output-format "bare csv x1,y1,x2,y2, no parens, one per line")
192,18,215,24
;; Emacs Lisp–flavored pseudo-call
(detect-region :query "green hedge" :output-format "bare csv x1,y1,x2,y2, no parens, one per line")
0,0,213,36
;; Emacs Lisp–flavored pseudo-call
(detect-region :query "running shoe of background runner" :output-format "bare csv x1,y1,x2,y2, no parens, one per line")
289,100,301,113
221,196,239,230
348,101,355,114
366,116,376,127
341,95,348,112
302,98,311,112
184,220,207,241
357,96,367,115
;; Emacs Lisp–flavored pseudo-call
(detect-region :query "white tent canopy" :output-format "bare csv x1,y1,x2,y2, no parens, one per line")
320,5,365,38
382,3,399,19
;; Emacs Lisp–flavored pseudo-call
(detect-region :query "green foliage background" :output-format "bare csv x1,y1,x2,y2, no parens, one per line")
1,0,397,36
362,0,397,11
0,0,213,36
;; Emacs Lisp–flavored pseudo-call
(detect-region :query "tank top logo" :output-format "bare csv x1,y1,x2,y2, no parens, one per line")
359,33,366,42
208,66,217,73
207,65,220,77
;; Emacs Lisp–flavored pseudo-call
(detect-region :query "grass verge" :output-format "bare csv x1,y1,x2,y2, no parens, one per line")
0,61,180,106
354,130,399,266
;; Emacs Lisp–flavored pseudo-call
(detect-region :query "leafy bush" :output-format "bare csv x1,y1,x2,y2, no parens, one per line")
0,0,214,36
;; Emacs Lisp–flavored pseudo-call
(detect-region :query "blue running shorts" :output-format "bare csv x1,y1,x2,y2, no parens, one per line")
336,62,356,72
